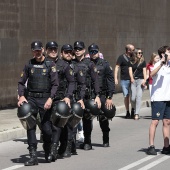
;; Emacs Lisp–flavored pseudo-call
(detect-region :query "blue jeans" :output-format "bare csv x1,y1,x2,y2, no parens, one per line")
120,80,131,97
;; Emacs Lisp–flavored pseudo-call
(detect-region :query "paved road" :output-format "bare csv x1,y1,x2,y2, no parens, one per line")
0,107,169,170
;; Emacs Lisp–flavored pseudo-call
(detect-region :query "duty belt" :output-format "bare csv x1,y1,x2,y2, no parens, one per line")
28,92,50,98
99,91,107,96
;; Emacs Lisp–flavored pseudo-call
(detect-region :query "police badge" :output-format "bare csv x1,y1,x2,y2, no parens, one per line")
51,66,56,72
94,67,97,72
79,70,83,76
69,69,73,75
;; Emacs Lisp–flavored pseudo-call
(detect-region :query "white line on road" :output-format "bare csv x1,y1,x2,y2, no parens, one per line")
118,155,156,170
137,155,170,170
2,165,24,170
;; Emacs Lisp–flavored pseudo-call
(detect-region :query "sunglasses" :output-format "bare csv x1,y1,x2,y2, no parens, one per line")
74,47,83,51
89,50,98,55
48,47,57,51
64,50,73,54
137,52,143,55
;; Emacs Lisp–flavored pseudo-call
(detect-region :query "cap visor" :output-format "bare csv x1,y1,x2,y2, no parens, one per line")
32,47,42,51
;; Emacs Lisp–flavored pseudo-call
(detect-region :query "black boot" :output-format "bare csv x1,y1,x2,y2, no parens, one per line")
58,141,67,157
43,143,52,163
51,143,58,162
80,134,92,150
71,135,77,155
125,111,130,119
62,140,72,158
25,146,38,166
103,132,109,147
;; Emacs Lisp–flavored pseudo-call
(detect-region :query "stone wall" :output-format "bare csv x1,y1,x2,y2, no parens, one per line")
0,0,170,108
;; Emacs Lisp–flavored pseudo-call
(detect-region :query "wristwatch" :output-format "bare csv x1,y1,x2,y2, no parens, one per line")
107,96,112,99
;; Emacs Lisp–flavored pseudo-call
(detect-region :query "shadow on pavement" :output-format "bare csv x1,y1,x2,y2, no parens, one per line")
11,151,48,164
138,148,161,154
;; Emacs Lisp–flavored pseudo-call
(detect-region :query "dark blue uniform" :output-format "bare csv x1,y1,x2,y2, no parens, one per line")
18,57,59,147
58,58,86,156
48,57,76,146
92,57,115,142
71,58,101,146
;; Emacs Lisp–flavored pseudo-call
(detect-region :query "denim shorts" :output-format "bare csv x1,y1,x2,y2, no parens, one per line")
120,80,130,97
151,101,170,120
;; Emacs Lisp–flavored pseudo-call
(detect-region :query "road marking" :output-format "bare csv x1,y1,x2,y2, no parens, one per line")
137,155,170,170
118,155,156,170
2,165,24,170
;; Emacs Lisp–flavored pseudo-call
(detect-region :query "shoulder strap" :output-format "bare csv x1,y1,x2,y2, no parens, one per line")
123,54,129,62
133,62,141,77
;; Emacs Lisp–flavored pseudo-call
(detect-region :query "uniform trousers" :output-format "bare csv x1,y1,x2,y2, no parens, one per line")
27,96,52,147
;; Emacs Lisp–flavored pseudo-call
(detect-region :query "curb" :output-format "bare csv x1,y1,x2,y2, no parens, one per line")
0,100,151,143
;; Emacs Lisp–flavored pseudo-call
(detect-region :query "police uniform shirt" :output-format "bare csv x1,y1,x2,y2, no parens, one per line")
71,61,86,100
72,58,100,96
92,57,115,97
18,57,59,99
55,58,75,99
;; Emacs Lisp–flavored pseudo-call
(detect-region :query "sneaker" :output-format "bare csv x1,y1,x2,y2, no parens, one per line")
134,114,139,120
125,111,130,119
161,146,170,154
147,145,157,155
78,130,84,143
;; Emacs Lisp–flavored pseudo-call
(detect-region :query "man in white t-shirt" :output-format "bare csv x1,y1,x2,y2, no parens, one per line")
147,46,170,155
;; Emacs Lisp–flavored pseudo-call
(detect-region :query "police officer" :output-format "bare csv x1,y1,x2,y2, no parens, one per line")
84,43,115,148
58,44,86,158
45,41,76,161
72,41,101,150
17,41,59,166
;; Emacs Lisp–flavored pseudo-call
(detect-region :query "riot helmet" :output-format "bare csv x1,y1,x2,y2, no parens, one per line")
101,105,116,119
17,102,37,130
67,102,84,128
51,101,71,128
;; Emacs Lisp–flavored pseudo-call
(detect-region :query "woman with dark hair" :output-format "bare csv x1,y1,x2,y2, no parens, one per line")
129,48,147,120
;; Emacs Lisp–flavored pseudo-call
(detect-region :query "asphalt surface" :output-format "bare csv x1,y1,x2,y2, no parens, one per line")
0,90,151,143
1,107,170,170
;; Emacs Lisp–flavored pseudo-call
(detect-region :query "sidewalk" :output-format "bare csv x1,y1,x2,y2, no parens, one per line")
0,90,151,143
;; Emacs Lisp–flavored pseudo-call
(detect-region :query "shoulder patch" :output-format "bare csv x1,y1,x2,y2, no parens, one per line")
20,71,24,77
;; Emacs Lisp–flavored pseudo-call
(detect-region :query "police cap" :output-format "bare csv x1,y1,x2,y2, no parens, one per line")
46,41,58,50
31,41,43,51
74,41,85,49
61,44,73,52
88,43,99,52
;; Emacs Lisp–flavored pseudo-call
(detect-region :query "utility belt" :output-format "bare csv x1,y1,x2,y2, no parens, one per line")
27,92,50,98
99,91,107,96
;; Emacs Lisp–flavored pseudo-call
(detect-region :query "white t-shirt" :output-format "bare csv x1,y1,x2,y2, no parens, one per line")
151,61,170,101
